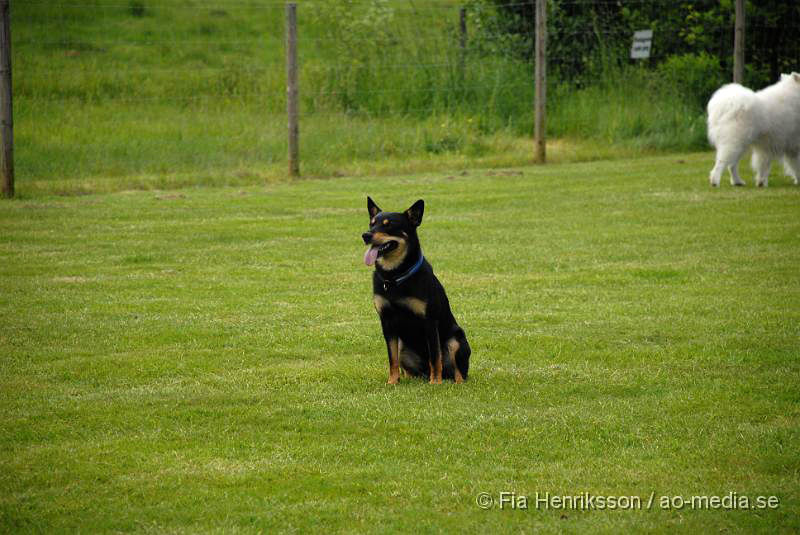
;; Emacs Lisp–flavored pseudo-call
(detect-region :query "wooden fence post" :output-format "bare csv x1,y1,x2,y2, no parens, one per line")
534,0,546,164
286,3,299,178
458,7,466,89
0,0,13,198
733,0,745,84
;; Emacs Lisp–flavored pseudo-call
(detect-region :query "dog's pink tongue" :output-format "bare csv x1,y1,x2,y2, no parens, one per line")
364,246,379,266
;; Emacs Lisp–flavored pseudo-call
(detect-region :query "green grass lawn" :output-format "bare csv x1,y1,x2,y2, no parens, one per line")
1,153,799,533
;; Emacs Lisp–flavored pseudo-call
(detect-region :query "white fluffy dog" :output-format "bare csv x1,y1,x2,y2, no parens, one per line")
707,72,800,187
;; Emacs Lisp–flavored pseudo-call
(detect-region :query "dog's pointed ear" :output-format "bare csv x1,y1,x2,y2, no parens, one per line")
367,196,381,219
405,199,424,227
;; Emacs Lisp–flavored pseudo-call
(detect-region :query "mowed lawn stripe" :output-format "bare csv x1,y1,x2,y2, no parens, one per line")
1,153,799,533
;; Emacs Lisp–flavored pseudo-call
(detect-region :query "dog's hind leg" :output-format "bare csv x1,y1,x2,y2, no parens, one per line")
752,148,772,187
446,338,464,384
782,153,800,185
709,158,726,187
710,144,746,187
455,336,471,381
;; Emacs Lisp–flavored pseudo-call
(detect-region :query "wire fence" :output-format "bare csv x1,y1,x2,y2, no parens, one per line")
7,0,800,194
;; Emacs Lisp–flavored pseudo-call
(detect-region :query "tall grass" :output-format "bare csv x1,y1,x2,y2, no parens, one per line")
14,0,709,193
549,66,709,151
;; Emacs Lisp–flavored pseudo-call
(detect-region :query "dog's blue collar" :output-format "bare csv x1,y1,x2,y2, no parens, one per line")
395,252,425,284
382,252,424,289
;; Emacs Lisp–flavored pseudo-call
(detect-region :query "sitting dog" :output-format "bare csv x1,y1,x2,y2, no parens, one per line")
361,196,471,384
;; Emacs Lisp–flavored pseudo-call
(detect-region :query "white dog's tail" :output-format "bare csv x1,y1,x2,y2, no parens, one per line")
707,83,758,148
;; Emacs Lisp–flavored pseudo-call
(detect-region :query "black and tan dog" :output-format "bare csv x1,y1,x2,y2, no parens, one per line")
361,197,471,384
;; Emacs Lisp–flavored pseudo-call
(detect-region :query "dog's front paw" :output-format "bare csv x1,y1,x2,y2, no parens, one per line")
387,375,399,385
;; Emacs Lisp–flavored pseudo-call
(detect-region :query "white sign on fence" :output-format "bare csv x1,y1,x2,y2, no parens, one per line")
630,29,653,59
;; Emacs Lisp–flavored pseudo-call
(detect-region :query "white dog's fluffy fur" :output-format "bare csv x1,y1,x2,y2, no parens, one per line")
707,72,800,187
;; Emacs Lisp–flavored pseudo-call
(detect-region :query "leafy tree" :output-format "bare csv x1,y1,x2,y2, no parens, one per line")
482,0,799,88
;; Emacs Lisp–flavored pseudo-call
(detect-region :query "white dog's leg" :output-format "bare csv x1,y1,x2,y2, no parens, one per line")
709,159,726,187
708,146,746,188
752,148,772,187
782,154,800,185
710,145,747,187
729,162,746,186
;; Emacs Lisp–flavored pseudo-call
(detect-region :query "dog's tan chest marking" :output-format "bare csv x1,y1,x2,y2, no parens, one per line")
375,295,426,317
397,297,427,317
373,294,390,312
